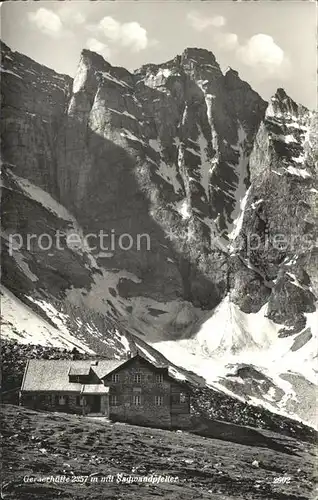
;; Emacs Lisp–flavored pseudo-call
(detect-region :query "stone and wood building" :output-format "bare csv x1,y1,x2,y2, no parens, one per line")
20,353,191,428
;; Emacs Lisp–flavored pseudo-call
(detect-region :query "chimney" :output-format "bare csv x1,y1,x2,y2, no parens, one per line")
127,351,132,359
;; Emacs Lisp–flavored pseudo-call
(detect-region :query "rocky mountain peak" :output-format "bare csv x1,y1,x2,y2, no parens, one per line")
266,87,308,120
181,47,219,67
223,67,248,90
80,48,111,73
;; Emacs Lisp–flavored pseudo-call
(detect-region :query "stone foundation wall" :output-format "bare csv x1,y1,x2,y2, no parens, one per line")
170,413,192,429
20,391,109,416
20,391,83,414
110,405,171,428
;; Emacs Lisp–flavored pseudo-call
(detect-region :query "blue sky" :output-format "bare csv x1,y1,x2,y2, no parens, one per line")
1,1,317,109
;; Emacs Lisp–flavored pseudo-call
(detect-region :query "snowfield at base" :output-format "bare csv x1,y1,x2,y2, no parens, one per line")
152,295,317,426
153,296,290,369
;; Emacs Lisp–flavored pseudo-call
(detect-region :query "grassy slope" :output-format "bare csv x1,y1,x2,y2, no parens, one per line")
1,405,316,500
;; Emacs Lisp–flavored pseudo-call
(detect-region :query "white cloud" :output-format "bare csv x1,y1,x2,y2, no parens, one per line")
237,34,290,78
186,10,289,79
187,11,226,31
98,16,121,42
120,22,148,51
238,34,284,67
86,38,111,58
58,6,85,26
214,32,238,51
212,16,226,28
28,8,63,37
96,16,148,52
28,6,85,38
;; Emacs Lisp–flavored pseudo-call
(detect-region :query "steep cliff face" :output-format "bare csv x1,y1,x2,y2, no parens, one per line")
231,89,317,332
55,46,267,316
1,42,317,426
0,41,72,197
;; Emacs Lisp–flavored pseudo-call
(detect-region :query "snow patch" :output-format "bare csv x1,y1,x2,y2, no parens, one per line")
276,134,297,144
120,129,146,144
197,130,211,199
0,66,22,79
1,286,93,352
100,72,131,89
7,169,76,222
135,344,158,364
149,138,182,194
73,60,88,93
284,166,311,179
175,199,191,220
161,68,172,78
251,199,263,210
291,155,305,164
228,122,250,240
286,272,306,290
186,147,200,157
12,252,38,282
115,330,131,354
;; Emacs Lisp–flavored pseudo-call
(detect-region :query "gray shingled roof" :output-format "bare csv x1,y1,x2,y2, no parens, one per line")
21,359,126,392
68,364,91,376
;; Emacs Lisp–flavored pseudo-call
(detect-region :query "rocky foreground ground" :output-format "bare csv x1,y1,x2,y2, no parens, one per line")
1,405,316,500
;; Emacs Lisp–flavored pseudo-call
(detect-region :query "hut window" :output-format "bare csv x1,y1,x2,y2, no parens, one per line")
180,393,187,403
59,395,66,405
110,395,118,406
155,396,163,406
133,394,141,406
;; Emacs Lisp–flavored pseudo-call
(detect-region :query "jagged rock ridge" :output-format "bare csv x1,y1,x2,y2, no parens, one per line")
1,41,317,427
